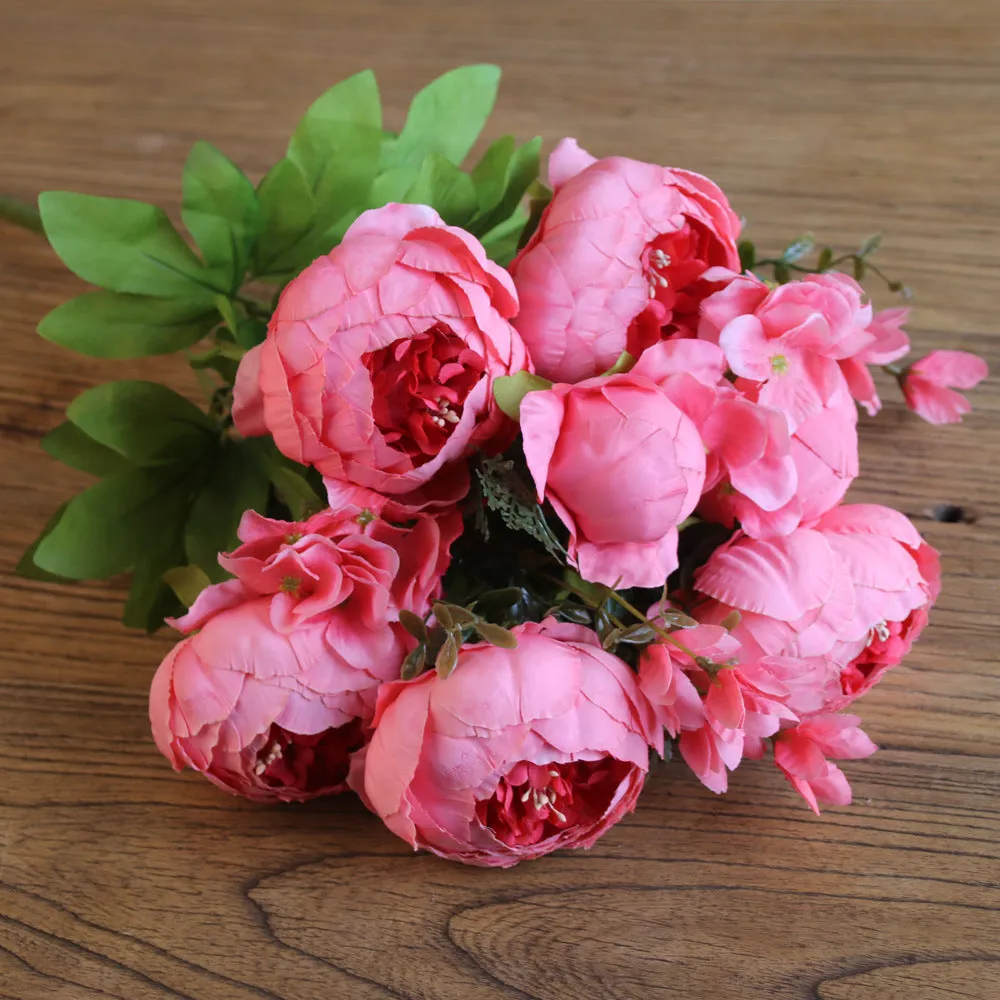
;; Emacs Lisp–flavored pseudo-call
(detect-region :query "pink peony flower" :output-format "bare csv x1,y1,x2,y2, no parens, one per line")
815,504,940,711
704,272,873,432
357,619,661,867
520,344,709,589
902,350,988,424
150,597,408,802
233,203,529,499
509,138,741,382
694,526,861,661
773,714,877,814
839,307,911,416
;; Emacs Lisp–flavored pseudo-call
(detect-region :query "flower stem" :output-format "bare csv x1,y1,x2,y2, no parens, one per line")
599,586,700,660
0,195,43,235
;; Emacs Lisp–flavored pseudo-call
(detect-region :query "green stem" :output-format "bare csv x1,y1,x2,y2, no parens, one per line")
0,195,43,235
599,586,700,660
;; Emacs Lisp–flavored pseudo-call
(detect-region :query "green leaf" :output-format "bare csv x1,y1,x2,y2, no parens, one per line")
122,514,187,632
402,153,477,225
184,441,270,580
251,158,316,277
257,448,324,519
182,141,259,293
16,503,71,582
481,207,529,266
34,465,200,579
492,370,553,421
41,421,131,477
738,240,756,271
38,290,217,359
38,191,218,299
773,261,791,284
817,246,834,271
234,316,267,349
472,137,542,235
853,256,867,281
368,163,423,208
858,233,883,257
287,70,382,242
470,135,516,213
782,234,815,264
389,65,501,168
472,621,517,648
162,565,212,609
601,351,636,377
435,631,460,678
66,380,213,465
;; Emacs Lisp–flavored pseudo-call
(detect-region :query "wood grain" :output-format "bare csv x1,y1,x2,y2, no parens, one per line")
1,1,998,997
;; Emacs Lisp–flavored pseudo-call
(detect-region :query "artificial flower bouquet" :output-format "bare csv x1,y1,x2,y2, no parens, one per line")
13,66,988,867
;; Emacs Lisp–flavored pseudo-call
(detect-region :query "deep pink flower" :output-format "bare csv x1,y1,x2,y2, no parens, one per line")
509,138,741,382
150,598,408,802
773,714,877,814
902,350,988,424
357,619,661,867
233,204,528,499
520,344,709,588
839,307,911,416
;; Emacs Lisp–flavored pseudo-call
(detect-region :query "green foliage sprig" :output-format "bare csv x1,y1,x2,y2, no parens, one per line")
13,65,544,630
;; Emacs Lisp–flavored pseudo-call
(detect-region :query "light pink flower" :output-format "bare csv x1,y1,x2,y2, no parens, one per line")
839,307,911,416
520,345,708,589
233,203,528,499
509,139,741,382
357,619,661,867
707,272,873,432
902,350,988,424
150,598,408,802
700,382,859,537
773,714,877,814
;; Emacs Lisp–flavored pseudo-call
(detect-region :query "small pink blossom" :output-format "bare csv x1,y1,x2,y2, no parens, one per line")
839,307,911,416
773,714,877,814
902,350,988,424
357,619,661,867
509,140,741,382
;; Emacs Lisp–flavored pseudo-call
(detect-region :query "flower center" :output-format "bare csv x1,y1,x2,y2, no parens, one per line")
770,353,788,374
251,720,364,793
362,325,486,464
476,757,633,848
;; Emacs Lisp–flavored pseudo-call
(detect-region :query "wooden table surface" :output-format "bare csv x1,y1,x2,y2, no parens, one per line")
2,2,998,997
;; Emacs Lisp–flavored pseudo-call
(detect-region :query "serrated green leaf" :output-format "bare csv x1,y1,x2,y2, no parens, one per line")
16,503,71,582
38,191,219,299
492,370,553,421
41,421,131,477
34,465,200,579
182,141,259,293
389,65,501,168
402,153,477,225
184,441,269,580
251,158,317,278
38,290,217,359
472,137,541,236
66,380,213,465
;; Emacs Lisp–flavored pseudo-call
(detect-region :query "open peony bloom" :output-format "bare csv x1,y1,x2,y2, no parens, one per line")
816,504,940,711
902,349,988,424
357,620,661,867
233,203,529,500
773,714,877,814
520,343,709,589
509,138,741,383
150,598,408,802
